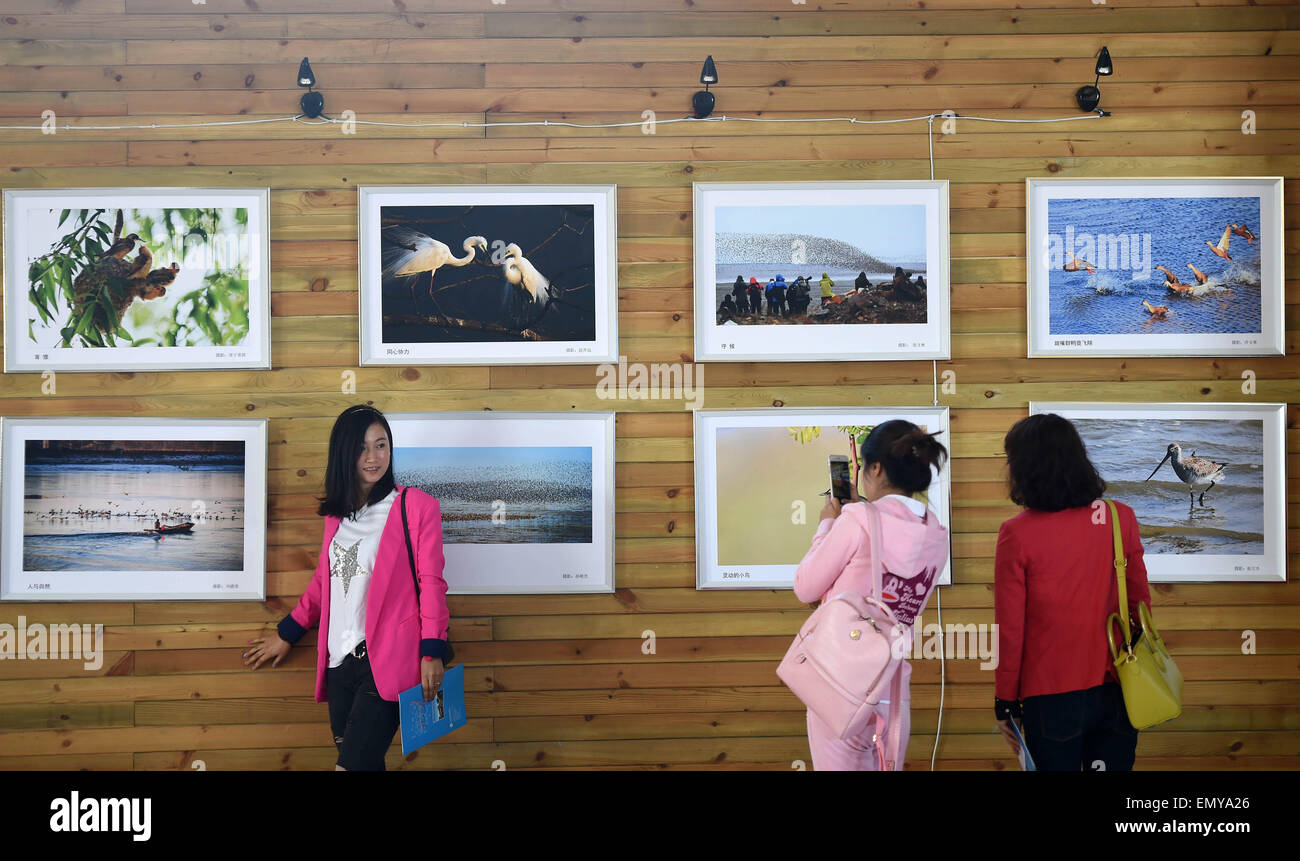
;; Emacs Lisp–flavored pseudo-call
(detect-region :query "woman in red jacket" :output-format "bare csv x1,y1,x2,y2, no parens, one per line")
243,405,451,771
993,413,1151,771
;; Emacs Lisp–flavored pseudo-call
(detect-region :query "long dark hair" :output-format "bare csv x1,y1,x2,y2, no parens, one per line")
859,419,948,495
1003,413,1106,512
317,405,396,519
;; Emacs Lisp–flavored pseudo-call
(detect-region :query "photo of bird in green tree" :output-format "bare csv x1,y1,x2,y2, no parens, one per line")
22,206,251,352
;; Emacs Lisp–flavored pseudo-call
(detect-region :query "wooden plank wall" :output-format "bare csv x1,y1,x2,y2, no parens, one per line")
0,0,1296,770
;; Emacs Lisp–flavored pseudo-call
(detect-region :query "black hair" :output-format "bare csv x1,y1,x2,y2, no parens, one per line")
859,419,947,495
317,405,396,519
1003,413,1106,512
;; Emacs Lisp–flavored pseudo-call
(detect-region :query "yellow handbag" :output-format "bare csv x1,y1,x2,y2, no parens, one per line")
1103,499,1183,730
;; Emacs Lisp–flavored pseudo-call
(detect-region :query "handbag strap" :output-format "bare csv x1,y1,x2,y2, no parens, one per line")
863,500,905,770
1105,499,1130,650
862,501,884,601
400,487,420,601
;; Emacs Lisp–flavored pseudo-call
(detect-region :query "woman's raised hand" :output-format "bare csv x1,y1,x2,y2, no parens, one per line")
243,633,291,670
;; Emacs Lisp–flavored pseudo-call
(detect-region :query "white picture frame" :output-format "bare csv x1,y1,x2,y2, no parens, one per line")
358,185,618,366
386,411,615,594
692,181,950,362
1029,402,1287,582
3,187,271,372
1,416,267,601
694,407,952,590
1026,177,1284,358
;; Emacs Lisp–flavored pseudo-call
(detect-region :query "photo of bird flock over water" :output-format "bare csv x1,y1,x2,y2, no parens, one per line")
711,204,929,326
395,446,593,544
1072,418,1265,557
1047,196,1265,337
21,439,246,571
378,203,598,344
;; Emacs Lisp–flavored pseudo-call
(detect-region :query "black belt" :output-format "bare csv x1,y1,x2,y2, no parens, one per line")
349,640,367,659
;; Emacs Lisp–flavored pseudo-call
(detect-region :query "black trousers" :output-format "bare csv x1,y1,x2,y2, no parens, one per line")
327,648,400,771
1022,681,1138,771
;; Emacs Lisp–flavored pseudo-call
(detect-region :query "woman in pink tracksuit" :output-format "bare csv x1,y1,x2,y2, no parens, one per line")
793,420,950,771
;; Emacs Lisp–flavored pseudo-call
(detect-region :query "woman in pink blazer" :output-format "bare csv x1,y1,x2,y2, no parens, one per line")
792,420,950,771
243,405,450,771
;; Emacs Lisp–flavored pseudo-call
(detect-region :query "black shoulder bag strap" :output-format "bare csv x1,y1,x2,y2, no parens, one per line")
400,488,453,666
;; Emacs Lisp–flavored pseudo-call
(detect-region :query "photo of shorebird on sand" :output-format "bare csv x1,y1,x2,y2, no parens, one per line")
1073,418,1264,557
1046,197,1264,337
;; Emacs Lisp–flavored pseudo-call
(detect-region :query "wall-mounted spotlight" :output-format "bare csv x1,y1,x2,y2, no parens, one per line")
692,55,718,119
1075,46,1113,113
297,57,325,119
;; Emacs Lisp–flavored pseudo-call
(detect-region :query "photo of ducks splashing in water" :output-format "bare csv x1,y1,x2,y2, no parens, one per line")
395,446,593,544
378,203,598,344
21,439,246,571
1047,196,1265,336
1072,418,1265,556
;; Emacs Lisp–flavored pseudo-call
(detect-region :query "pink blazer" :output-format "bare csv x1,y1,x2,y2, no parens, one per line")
281,485,449,702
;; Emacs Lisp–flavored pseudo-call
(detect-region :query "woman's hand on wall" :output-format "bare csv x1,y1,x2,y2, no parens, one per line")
421,656,444,700
243,633,290,670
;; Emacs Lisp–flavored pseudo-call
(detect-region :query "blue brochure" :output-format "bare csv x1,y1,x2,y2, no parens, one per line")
399,664,467,755
1009,718,1036,771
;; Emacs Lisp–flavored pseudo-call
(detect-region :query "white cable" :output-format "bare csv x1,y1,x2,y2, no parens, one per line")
0,110,1106,134
930,585,946,771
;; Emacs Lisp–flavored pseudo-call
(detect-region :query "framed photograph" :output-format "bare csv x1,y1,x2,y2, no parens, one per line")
1,417,267,601
694,407,952,590
1029,402,1287,582
3,187,270,372
358,185,618,366
386,412,614,594
692,181,950,362
1027,177,1284,357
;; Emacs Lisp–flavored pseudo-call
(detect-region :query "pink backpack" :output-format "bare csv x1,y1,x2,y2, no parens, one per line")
777,502,910,770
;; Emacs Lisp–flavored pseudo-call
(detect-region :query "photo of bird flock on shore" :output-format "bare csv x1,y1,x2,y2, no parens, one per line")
1047,195,1265,337
1072,417,1265,557
710,204,930,327
377,203,598,344
395,446,593,544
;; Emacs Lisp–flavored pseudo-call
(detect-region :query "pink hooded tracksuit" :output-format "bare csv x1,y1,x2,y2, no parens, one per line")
793,496,950,771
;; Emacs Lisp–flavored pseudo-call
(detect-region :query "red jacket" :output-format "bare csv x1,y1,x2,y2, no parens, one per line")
278,486,449,702
994,500,1151,701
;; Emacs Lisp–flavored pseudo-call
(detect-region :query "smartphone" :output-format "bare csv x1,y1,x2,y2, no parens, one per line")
829,455,853,502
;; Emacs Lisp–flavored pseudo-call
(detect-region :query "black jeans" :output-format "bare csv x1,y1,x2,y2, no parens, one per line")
1022,681,1138,771
327,647,400,771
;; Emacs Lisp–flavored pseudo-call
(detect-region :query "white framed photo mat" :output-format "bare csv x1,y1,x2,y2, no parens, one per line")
358,185,618,366
1026,177,1284,358
3,187,271,372
386,411,615,594
694,407,953,590
1,416,268,601
692,181,951,362
1030,402,1286,582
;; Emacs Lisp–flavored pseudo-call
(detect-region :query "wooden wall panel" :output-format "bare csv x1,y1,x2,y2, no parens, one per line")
0,1,1295,770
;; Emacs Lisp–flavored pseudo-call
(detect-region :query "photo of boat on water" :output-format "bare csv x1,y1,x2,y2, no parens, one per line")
395,446,593,544
1,417,268,601
385,412,614,594
1030,403,1286,582
22,439,246,571
693,182,951,362
1027,178,1284,357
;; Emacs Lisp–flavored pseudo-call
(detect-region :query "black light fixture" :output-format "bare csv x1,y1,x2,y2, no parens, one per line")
297,57,325,119
692,55,718,119
1075,46,1114,113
